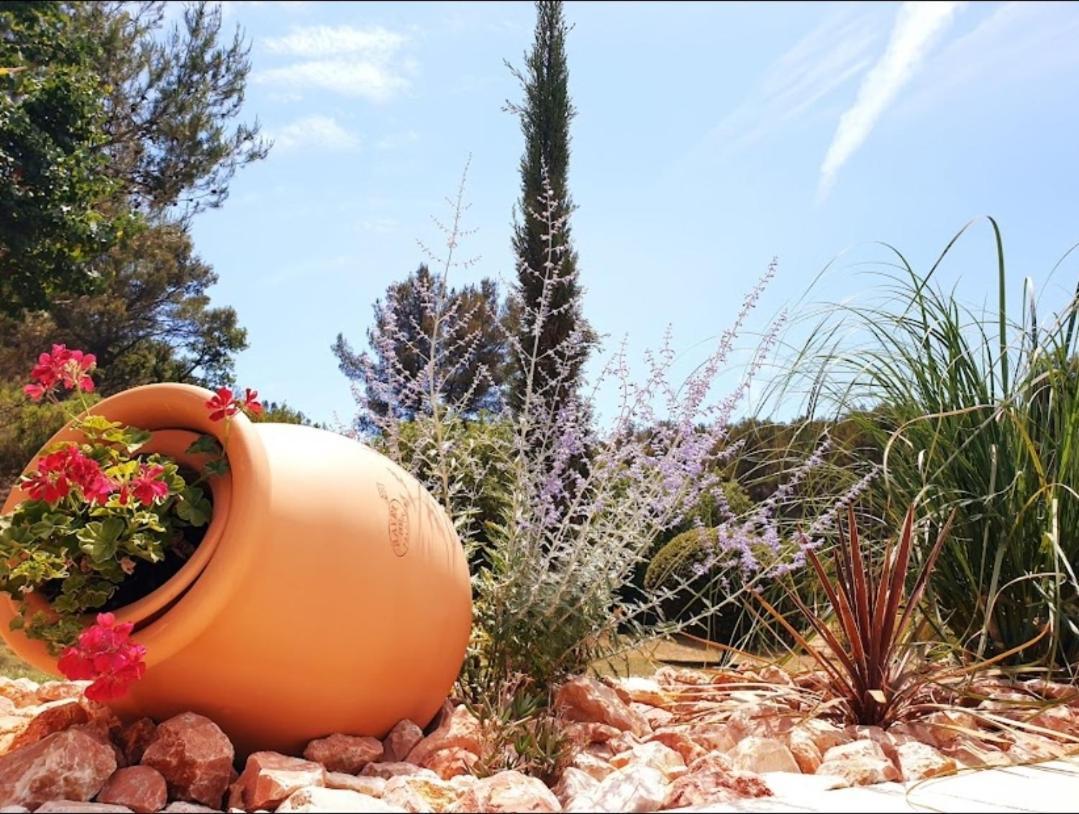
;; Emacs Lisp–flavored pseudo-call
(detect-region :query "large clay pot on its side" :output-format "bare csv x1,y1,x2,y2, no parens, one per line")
0,383,472,756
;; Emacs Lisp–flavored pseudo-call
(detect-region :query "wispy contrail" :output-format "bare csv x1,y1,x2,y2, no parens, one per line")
817,1,963,201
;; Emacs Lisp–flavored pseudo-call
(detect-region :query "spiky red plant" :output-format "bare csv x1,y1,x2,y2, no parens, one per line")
756,506,954,726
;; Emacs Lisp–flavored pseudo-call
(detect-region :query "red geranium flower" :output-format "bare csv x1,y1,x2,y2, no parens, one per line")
130,464,168,505
22,446,115,506
241,388,263,416
57,612,147,702
205,387,238,422
23,345,95,402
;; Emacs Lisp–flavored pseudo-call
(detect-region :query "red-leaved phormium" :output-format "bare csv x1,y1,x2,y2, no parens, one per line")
57,612,147,701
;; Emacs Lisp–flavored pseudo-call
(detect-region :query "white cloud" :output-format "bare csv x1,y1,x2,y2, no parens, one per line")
256,60,408,101
264,24,407,58
270,115,360,152
672,9,881,175
900,2,1079,115
256,25,412,102
817,1,963,200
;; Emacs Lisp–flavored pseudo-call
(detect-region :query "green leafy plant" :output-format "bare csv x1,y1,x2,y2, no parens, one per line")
755,507,954,726
0,346,229,652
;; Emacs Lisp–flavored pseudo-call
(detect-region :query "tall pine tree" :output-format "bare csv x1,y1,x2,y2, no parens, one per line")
506,0,592,415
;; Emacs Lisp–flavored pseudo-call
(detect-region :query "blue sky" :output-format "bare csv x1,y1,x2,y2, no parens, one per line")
187,1,1079,426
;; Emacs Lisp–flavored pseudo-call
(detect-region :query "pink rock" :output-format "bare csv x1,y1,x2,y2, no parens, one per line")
0,728,116,809
361,763,440,781
665,759,771,809
236,751,326,810
302,733,383,774
686,723,737,753
34,803,131,813
0,680,37,708
817,739,899,786
554,677,650,737
632,703,673,729
896,741,957,780
570,751,616,781
551,767,599,812
276,786,402,813
609,741,686,780
404,706,481,767
646,729,706,765
160,804,219,813
788,727,823,773
729,737,800,774
421,747,478,780
381,774,460,812
562,722,622,750
325,771,386,796
97,766,167,814
454,770,560,813
613,678,673,709
381,720,424,764
590,765,669,813
34,682,87,704
117,720,157,767
140,712,234,808
7,700,89,753
795,719,849,754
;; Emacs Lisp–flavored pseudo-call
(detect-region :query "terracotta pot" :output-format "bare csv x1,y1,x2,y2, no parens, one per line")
0,383,472,756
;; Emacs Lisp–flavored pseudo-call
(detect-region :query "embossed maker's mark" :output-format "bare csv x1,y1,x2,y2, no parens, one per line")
377,481,410,557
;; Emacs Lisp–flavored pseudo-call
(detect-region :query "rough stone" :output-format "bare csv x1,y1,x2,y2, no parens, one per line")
570,751,616,781
563,722,621,750
454,770,560,814
554,677,650,737
0,728,115,809
0,680,37,709
140,712,234,808
896,741,957,780
33,803,131,813
159,804,219,813
646,729,707,765
324,772,386,796
817,739,900,786
381,721,424,764
552,767,599,812
97,766,167,814
420,747,477,780
117,720,157,767
380,774,460,813
609,741,686,780
404,706,481,767
276,786,404,813
614,678,673,709
6,701,89,753
235,751,326,811
361,763,439,781
590,765,669,813
301,733,383,774
729,736,800,774
665,760,772,810
788,727,823,773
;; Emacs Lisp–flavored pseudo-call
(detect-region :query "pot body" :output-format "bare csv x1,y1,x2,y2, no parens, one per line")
0,384,472,756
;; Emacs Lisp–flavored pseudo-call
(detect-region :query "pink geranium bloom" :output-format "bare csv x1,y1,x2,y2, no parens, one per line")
241,388,263,416
23,345,96,401
57,613,147,702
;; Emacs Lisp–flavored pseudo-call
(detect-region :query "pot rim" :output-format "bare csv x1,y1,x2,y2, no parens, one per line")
0,383,267,672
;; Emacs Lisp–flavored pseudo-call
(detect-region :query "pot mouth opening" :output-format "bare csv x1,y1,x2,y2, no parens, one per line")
0,383,265,671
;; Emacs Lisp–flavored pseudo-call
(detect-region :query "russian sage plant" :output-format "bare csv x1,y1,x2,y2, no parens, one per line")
342,164,817,697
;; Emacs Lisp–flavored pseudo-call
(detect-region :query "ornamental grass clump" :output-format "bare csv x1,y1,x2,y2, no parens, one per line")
0,345,262,696
788,219,1079,670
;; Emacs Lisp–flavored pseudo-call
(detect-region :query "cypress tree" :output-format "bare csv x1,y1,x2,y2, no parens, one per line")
506,0,592,415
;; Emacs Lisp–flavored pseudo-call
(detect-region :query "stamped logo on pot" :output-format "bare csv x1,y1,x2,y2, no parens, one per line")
376,482,410,557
